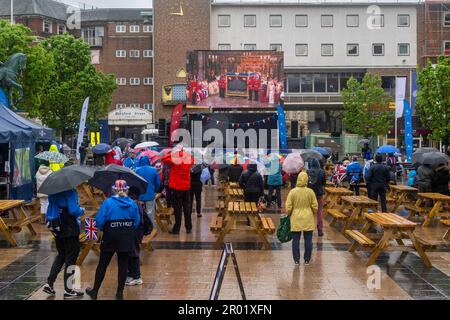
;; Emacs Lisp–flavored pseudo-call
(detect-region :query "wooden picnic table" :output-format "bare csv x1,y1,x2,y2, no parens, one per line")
228,182,240,189
347,212,431,267
388,185,418,212
442,220,450,240
0,200,39,246
338,196,379,233
211,201,275,250
406,193,450,227
324,187,353,210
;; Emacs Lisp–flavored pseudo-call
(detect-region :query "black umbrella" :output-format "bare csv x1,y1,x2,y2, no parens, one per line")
88,164,148,195
38,165,96,195
411,147,440,164
422,152,449,167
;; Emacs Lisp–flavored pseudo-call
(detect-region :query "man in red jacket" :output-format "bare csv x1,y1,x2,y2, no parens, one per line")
162,146,194,234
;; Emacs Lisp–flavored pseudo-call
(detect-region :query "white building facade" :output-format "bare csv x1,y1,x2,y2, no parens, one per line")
210,1,418,136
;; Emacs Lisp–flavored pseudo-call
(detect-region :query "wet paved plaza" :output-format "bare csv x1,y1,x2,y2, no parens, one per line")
1,185,450,300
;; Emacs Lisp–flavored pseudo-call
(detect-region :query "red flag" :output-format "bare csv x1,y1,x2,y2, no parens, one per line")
169,103,183,147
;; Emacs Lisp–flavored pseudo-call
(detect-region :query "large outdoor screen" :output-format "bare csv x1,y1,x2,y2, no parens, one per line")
186,50,285,109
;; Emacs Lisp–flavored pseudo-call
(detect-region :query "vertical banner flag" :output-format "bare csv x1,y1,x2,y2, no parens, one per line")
395,77,407,119
411,70,418,114
403,100,414,163
169,103,183,147
76,97,90,161
277,104,287,150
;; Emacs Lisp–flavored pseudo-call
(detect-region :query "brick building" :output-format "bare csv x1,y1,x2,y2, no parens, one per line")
0,0,68,38
78,8,154,142
417,0,450,68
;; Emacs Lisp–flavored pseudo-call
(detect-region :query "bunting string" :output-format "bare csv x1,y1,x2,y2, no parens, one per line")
199,114,278,129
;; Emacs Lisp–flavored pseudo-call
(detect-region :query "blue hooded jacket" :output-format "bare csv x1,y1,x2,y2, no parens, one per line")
135,156,161,202
95,196,140,231
347,160,363,181
46,189,84,221
124,157,137,170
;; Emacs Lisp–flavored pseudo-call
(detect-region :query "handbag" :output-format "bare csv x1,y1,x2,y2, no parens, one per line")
277,215,292,243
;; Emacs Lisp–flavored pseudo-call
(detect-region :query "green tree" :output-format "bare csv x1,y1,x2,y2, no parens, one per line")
341,73,393,137
0,20,54,113
416,56,450,144
38,34,117,140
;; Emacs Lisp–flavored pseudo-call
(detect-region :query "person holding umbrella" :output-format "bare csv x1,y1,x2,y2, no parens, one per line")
415,163,435,193
365,154,391,212
135,156,160,228
433,162,449,195
42,188,85,299
86,180,140,300
48,144,65,172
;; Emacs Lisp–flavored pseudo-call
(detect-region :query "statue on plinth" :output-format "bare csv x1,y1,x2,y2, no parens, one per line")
0,53,27,110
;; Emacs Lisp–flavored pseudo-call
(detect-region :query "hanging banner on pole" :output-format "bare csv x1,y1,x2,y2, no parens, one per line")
410,70,418,115
403,99,414,163
277,104,287,150
76,97,90,161
395,77,407,119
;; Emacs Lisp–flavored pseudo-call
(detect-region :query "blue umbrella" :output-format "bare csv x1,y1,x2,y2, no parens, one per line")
312,147,331,157
376,145,399,154
93,143,111,155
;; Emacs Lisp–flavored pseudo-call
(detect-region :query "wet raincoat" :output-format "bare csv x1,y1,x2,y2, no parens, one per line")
285,172,318,232
49,144,64,172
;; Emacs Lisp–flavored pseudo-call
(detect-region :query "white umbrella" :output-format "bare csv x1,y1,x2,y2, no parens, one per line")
282,152,305,175
135,141,159,149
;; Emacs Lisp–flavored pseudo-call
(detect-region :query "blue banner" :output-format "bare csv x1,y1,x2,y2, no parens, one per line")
404,99,413,162
411,70,418,114
277,104,287,150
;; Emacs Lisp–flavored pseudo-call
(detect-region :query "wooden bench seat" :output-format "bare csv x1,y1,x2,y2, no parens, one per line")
327,209,348,227
405,204,428,213
346,230,376,248
210,216,223,233
261,217,276,234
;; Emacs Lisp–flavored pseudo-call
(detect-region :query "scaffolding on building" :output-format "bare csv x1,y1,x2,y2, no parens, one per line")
421,0,450,61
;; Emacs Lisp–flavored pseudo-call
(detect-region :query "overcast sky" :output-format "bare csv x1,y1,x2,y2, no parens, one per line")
62,0,152,9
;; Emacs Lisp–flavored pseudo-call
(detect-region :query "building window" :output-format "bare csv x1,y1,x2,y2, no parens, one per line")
116,78,127,86
295,44,308,56
398,14,410,27
270,15,282,27
382,76,396,97
287,74,300,93
270,44,282,52
370,14,384,28
444,12,450,27
82,26,104,47
143,50,153,58
321,44,333,56
347,43,359,56
444,40,450,54
398,43,410,56
327,73,339,93
244,15,256,27
57,24,66,34
129,25,140,33
346,15,359,27
300,74,313,93
116,50,126,58
321,15,333,27
244,44,257,51
313,74,326,93
130,103,140,108
43,20,52,33
372,43,384,56
218,15,231,27
286,72,364,94
116,103,126,109
143,77,154,85
218,43,231,50
129,50,140,58
295,15,308,27
130,78,140,86
116,25,126,33
144,103,153,111
143,25,153,32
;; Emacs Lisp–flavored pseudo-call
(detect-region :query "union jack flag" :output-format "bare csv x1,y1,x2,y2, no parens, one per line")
84,218,98,241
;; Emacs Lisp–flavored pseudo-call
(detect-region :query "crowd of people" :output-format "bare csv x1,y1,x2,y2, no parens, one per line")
35,141,449,299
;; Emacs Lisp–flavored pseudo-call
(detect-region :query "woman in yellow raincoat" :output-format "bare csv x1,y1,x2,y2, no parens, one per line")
48,144,64,172
285,171,318,266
